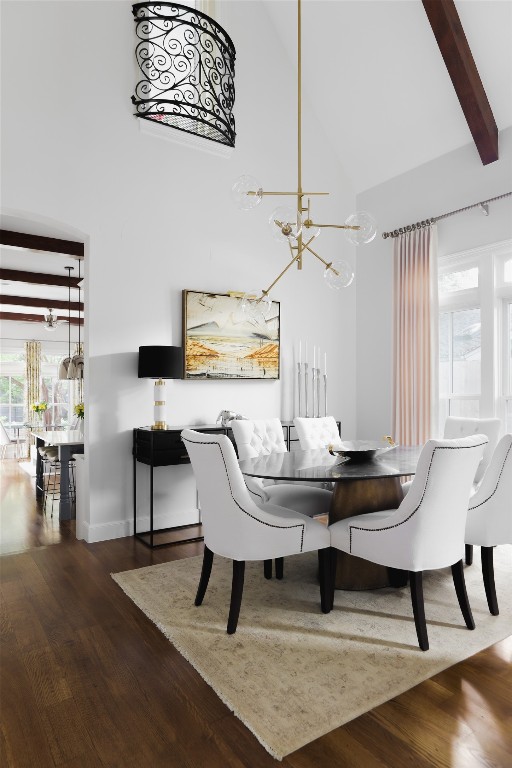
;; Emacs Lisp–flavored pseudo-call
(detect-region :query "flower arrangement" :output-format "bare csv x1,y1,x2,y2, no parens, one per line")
31,402,48,413
74,403,84,420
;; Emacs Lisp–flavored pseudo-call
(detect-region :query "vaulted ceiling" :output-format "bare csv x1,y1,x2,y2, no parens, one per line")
263,0,512,193
1,0,511,326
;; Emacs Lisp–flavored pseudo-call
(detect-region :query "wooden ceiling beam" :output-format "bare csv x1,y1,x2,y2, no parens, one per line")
0,295,84,311
422,0,498,165
0,229,84,257
0,268,81,288
0,311,83,325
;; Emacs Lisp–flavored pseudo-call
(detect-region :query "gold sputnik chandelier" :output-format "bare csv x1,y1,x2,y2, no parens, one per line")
231,0,376,315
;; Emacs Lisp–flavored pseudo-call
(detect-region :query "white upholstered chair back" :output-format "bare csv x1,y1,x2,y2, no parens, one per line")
347,435,487,572
231,418,288,498
0,421,11,445
465,434,512,546
0,422,12,458
443,417,500,484
181,429,318,560
293,416,341,450
231,418,287,460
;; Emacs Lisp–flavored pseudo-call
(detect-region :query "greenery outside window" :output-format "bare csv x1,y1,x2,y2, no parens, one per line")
0,374,26,428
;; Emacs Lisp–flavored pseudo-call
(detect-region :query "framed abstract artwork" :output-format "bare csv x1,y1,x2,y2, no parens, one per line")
182,290,280,379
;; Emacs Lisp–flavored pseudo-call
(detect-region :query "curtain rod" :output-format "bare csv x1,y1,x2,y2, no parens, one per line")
381,191,512,239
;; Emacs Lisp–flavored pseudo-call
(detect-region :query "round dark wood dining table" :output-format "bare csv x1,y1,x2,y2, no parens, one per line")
239,445,422,590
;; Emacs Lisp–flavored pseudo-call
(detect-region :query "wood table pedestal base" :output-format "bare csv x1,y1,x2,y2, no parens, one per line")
330,476,407,590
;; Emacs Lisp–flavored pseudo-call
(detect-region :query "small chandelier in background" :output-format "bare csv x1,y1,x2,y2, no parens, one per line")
42,308,59,332
59,266,74,379
67,258,84,380
231,0,376,312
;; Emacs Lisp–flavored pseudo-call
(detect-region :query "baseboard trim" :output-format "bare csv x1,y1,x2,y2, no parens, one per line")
80,519,131,543
81,512,200,543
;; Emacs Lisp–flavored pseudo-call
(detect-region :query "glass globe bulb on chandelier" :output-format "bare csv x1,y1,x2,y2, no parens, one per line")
240,289,272,323
231,0,376,308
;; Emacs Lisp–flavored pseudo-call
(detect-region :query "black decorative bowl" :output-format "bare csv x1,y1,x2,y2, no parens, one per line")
328,440,398,463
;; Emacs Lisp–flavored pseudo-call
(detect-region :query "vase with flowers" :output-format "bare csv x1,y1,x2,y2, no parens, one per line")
31,401,47,429
74,402,84,437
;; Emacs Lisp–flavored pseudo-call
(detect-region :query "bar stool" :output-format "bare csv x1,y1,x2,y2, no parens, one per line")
38,447,77,517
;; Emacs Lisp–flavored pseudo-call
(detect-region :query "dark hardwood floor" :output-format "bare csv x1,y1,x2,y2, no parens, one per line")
1,459,511,767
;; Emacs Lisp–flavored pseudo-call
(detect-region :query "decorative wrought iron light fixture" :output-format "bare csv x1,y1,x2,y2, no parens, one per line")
131,2,236,147
232,0,376,311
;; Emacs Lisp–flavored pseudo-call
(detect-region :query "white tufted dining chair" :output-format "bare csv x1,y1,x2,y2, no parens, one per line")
329,435,487,651
231,418,332,528
293,416,342,451
181,429,331,633
444,417,501,483
465,434,512,615
401,416,501,499
231,417,287,461
230,418,285,493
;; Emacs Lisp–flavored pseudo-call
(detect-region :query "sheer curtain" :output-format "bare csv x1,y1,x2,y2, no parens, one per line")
392,226,438,445
25,340,41,420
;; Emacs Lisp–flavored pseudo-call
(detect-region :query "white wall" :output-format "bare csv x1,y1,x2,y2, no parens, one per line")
356,126,512,439
1,1,357,540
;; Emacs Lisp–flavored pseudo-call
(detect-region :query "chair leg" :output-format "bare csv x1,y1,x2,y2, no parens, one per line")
409,571,429,651
227,560,245,635
465,544,474,566
481,546,499,616
329,547,337,610
318,549,331,614
195,546,214,606
48,461,60,519
451,559,475,629
264,559,272,579
275,557,284,580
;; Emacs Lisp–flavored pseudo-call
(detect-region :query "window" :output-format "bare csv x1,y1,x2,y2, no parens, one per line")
500,258,512,432
439,267,478,294
505,302,512,431
439,307,481,426
438,240,512,434
0,374,26,426
0,344,79,430
41,376,70,426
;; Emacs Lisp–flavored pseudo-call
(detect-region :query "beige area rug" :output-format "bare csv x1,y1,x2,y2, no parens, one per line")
113,545,512,760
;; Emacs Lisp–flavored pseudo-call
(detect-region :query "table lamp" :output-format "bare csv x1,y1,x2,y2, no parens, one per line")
138,346,183,430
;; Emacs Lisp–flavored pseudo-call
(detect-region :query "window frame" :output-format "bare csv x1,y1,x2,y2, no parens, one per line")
0,342,79,428
438,239,512,432
497,252,512,429
0,373,27,427
439,304,482,424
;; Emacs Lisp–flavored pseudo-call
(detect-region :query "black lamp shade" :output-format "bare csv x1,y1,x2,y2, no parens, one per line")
138,346,183,379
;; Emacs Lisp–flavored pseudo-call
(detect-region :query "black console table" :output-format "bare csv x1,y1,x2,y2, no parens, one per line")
133,420,340,548
133,425,228,548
